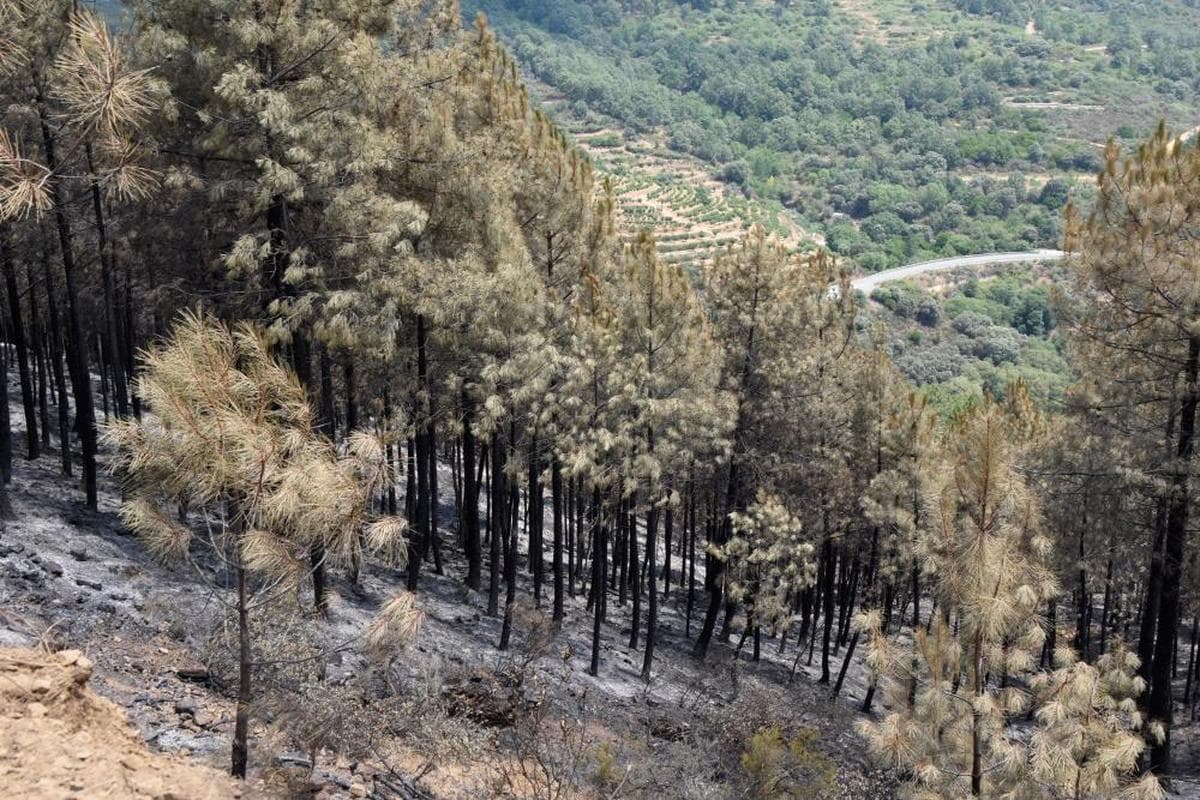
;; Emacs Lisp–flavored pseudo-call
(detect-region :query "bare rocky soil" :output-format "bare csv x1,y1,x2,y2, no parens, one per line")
0,646,241,799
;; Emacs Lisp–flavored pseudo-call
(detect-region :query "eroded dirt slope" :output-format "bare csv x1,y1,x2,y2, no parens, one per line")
0,646,241,799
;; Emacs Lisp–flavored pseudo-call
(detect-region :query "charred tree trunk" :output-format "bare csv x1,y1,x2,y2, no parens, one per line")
26,256,50,452
552,458,564,622
528,437,543,602
819,524,836,685
232,557,252,779
488,432,504,617
1,227,37,459
428,423,443,576
85,143,128,420
589,487,605,677
462,390,481,591
1149,334,1200,775
1100,557,1114,656
37,95,97,507
629,496,642,650
498,462,519,650
39,240,70,477
407,315,432,591
641,503,660,681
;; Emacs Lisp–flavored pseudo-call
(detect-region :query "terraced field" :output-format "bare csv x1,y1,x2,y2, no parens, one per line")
531,87,817,266
581,129,817,265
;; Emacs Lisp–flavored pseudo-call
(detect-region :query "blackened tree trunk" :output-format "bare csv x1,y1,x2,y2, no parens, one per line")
528,437,543,602
405,436,416,525
384,388,397,515
462,390,481,590
616,500,627,603
696,464,738,659
1149,334,1200,775
628,496,642,650
232,556,252,778
488,432,504,616
39,240,70,477
911,560,921,628
407,315,432,591
26,257,50,451
686,483,698,638
121,258,140,420
1100,558,1114,656
1075,517,1090,661
589,486,604,677
0,336,11,483
343,358,357,431
499,426,518,650
309,344,336,606
1,227,37,459
641,503,661,681
38,96,97,508
1185,616,1199,706
1139,503,1167,689
819,528,836,685
552,459,564,622
662,499,673,598
428,424,443,576
85,143,128,420
318,346,337,440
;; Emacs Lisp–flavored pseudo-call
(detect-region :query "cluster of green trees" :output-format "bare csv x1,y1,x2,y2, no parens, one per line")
872,269,1070,407
470,0,1200,270
960,0,1200,89
2,1,1200,795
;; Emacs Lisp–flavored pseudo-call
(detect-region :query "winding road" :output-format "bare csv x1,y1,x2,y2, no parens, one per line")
850,249,1066,294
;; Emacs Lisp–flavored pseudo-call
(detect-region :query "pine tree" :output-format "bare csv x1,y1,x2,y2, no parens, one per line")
696,227,855,661
1064,124,1200,775
610,231,729,678
107,312,408,778
861,398,1160,798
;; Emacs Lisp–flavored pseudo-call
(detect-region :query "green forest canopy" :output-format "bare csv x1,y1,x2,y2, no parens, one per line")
468,0,1200,269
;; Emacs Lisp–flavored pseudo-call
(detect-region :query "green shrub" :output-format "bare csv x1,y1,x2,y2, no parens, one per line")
740,726,835,800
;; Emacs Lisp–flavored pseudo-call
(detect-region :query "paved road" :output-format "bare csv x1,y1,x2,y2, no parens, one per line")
851,249,1066,294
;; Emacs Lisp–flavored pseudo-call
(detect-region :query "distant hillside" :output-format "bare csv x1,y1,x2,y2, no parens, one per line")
467,0,1200,269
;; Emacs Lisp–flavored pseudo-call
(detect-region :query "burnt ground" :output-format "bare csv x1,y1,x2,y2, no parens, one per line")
0,413,892,799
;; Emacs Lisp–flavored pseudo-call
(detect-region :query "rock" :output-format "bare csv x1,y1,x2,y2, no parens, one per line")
27,702,47,719
192,710,215,729
174,698,198,717
58,650,92,673
349,783,368,798
176,666,210,683
75,578,102,591
69,548,90,562
0,541,23,557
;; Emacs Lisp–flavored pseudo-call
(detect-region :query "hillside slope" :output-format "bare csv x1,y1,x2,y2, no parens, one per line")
468,0,1200,269
0,391,894,799
0,647,241,799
